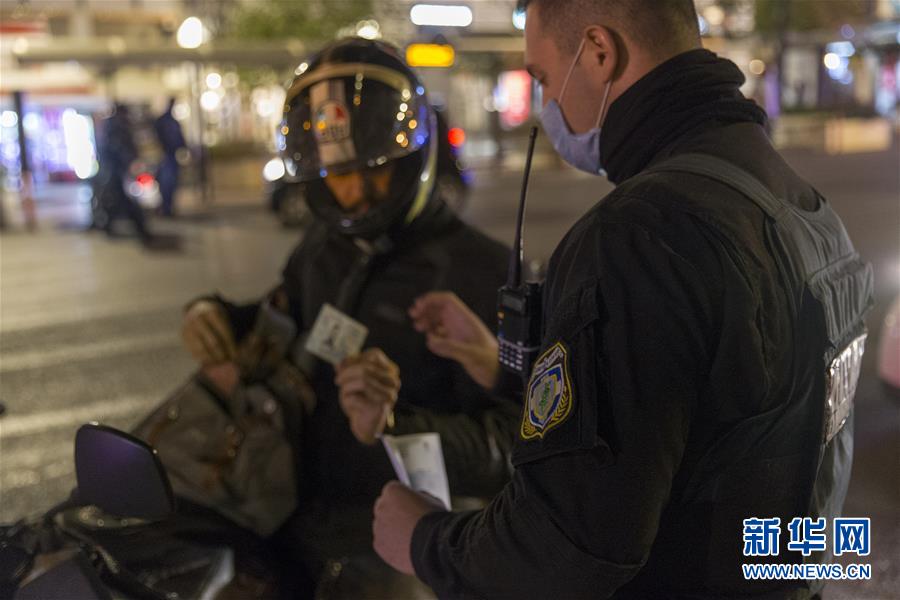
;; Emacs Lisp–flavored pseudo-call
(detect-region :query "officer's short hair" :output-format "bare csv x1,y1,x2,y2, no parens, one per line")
518,0,700,58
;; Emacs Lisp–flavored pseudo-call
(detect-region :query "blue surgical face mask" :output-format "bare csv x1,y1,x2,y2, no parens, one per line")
539,38,613,175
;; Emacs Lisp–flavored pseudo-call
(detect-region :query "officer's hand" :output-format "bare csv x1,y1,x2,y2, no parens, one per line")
335,348,401,445
373,481,446,575
409,292,499,389
181,300,238,366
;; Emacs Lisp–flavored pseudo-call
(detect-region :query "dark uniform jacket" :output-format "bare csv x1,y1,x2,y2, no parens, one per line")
217,200,518,561
411,49,869,599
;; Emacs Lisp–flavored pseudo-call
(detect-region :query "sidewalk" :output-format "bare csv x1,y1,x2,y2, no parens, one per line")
0,180,268,233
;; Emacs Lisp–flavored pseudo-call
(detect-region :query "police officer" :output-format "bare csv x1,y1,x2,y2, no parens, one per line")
153,97,187,217
181,39,518,597
372,1,874,598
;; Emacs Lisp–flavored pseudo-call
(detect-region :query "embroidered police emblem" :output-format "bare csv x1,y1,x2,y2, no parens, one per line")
521,342,573,440
314,100,351,144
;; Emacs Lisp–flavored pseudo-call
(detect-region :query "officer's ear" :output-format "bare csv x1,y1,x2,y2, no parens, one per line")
583,25,622,85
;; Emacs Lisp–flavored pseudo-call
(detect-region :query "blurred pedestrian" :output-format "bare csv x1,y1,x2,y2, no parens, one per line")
153,97,186,217
96,104,151,243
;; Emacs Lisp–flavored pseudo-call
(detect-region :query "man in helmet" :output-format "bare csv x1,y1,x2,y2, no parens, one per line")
180,39,517,597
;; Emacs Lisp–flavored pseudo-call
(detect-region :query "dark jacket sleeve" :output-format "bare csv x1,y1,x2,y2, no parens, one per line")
389,223,521,498
390,392,521,498
409,222,714,598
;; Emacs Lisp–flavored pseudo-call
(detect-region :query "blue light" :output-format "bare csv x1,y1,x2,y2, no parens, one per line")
319,168,327,178
826,41,855,58
512,8,526,31
416,86,425,96
415,134,426,145
698,15,709,37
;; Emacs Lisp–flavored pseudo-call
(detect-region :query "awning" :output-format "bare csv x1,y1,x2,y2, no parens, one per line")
12,37,308,69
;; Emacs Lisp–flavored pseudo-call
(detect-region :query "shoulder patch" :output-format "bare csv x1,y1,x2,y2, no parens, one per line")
521,342,574,440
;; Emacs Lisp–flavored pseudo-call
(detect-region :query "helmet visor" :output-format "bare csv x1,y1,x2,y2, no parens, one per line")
283,63,433,181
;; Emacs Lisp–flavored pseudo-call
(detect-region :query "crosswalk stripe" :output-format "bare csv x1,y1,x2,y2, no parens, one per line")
0,332,178,373
0,393,160,438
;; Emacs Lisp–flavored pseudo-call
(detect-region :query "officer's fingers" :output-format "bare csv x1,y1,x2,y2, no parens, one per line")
410,291,454,315
409,292,457,328
384,479,407,494
200,309,236,360
375,481,402,514
425,334,475,363
378,480,409,506
409,308,439,334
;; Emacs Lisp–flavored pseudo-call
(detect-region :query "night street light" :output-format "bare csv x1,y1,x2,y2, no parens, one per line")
410,4,473,28
176,16,206,49
356,20,382,40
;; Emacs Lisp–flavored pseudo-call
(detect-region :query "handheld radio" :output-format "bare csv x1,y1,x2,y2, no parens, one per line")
497,127,543,381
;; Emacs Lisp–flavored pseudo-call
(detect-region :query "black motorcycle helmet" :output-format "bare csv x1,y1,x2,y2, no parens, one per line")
281,38,438,239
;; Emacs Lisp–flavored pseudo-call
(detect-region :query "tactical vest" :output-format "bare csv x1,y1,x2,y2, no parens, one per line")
632,154,874,595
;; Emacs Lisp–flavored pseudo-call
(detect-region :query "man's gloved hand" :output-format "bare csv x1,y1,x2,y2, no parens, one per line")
335,348,401,445
181,300,238,366
409,292,499,390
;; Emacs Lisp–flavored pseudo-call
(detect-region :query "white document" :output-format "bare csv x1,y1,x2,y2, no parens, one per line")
381,433,451,510
304,303,368,366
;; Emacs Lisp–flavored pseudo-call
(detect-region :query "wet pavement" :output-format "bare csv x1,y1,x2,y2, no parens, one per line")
1,146,898,597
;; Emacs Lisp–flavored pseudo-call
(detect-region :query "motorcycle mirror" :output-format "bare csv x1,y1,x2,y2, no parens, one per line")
74,423,175,521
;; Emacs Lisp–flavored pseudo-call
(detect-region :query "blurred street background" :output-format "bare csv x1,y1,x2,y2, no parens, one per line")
0,1,898,597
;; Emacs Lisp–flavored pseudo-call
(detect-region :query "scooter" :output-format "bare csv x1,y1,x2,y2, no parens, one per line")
90,166,160,233
0,423,273,599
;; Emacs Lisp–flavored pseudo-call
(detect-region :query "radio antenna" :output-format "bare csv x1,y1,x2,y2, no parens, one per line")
508,126,539,288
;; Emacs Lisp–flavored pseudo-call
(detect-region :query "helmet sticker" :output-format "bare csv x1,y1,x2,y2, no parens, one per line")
314,100,351,145
311,80,357,167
